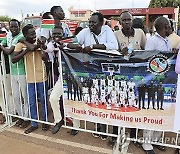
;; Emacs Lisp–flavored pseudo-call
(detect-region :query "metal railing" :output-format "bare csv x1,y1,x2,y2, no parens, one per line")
0,51,180,154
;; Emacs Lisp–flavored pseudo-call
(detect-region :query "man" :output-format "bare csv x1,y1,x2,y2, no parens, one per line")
156,81,165,110
36,12,53,39
41,6,72,134
137,79,146,109
66,74,73,100
107,76,114,94
68,12,118,53
127,78,135,90
114,11,146,56
0,19,29,126
82,83,89,103
142,16,172,154
110,87,118,107
68,12,118,138
73,75,80,101
43,26,65,134
40,6,72,135
12,24,48,134
168,20,180,50
109,11,146,147
147,80,156,110
41,6,72,42
100,85,106,104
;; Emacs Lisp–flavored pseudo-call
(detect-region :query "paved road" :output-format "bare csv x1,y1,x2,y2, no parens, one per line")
0,134,67,154
0,125,177,154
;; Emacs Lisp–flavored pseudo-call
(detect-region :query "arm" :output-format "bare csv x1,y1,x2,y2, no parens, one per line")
23,40,41,51
0,45,15,55
12,48,29,63
67,43,83,52
90,44,106,50
103,26,118,50
140,29,146,49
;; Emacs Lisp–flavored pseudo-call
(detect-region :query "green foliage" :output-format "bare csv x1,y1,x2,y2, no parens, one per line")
149,0,180,8
110,16,121,22
0,15,11,22
148,0,180,24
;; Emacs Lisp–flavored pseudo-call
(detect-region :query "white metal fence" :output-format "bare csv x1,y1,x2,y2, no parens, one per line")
0,51,180,154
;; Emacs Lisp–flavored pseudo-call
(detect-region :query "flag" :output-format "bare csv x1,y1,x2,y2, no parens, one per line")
41,19,54,29
0,33,6,42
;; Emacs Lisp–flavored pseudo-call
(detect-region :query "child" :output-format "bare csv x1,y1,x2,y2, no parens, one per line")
44,25,64,134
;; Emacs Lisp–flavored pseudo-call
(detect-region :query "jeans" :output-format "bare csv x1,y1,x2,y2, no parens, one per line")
27,81,48,127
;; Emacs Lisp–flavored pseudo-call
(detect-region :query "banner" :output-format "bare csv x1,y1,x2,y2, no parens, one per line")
62,49,178,131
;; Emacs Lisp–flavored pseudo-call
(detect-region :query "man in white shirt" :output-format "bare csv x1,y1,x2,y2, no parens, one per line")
142,16,172,154
67,12,118,53
68,12,118,139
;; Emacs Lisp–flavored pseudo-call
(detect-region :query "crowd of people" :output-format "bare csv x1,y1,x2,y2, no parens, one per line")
0,5,180,154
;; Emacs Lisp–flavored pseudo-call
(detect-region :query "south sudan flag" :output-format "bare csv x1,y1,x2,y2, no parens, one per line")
41,19,54,29
0,33,6,42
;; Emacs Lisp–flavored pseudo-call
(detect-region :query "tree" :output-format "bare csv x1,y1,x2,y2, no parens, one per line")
149,0,180,8
149,0,180,26
0,15,11,22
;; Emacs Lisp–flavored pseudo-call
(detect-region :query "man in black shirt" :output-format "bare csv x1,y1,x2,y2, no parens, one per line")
137,79,146,109
156,82,165,110
147,80,156,110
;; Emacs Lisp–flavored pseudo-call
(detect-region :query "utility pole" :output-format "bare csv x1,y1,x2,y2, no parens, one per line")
132,0,134,8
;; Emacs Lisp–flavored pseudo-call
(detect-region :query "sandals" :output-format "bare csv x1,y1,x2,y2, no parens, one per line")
42,124,49,131
0,116,6,124
24,126,38,134
15,119,24,127
20,120,30,128
153,145,166,151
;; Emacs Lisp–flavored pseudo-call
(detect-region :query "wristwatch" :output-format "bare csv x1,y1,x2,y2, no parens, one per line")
90,44,93,50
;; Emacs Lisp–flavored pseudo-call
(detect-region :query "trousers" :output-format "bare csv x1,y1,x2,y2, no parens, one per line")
49,76,63,123
11,75,29,119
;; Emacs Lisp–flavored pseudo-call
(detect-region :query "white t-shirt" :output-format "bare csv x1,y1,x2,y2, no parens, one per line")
76,25,118,50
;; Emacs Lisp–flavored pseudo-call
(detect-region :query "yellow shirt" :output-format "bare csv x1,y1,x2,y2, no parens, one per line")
14,42,47,83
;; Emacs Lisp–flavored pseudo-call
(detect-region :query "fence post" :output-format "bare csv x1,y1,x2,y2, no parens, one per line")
0,53,10,129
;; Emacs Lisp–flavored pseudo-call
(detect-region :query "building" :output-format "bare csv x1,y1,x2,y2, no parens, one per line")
69,7,92,21
98,7,179,28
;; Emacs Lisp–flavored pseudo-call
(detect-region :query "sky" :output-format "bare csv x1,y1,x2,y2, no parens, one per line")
0,0,151,20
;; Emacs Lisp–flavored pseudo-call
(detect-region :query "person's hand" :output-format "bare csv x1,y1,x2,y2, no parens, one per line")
172,48,179,54
75,44,83,52
37,38,47,50
121,47,128,56
18,38,26,43
59,44,65,50
83,45,93,54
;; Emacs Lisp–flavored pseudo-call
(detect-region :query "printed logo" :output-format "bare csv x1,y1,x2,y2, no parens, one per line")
147,54,170,75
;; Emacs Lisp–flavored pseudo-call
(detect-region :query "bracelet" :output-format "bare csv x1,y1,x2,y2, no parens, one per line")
90,44,93,50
